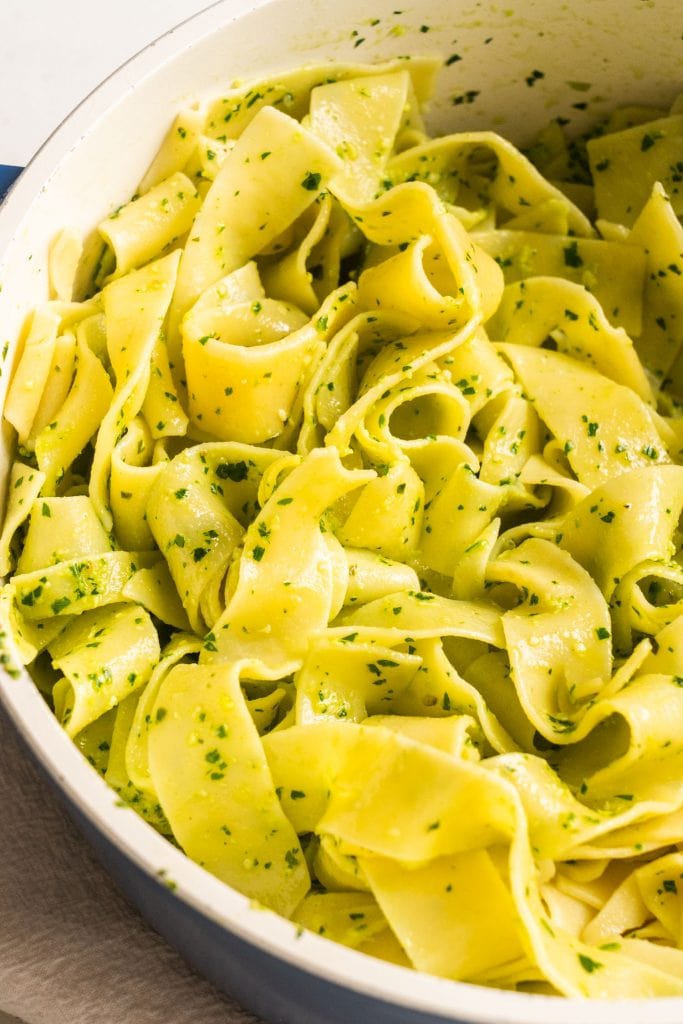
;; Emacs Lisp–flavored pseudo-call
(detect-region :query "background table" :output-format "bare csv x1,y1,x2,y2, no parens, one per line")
1,0,211,167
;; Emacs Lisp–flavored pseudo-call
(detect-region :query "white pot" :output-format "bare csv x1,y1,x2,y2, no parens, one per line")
1,2,681,1022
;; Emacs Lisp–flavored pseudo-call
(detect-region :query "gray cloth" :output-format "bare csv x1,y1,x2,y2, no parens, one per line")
0,707,261,1024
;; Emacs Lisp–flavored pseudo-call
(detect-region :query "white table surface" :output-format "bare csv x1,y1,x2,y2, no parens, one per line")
0,6,217,1021
0,0,212,168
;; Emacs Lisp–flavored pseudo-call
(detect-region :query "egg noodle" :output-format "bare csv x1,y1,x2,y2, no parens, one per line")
3,59,683,997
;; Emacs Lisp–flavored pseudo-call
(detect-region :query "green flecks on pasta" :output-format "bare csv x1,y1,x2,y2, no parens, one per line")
3,57,683,1003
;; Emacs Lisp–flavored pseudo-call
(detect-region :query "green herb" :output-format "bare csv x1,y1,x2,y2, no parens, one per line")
216,460,249,481
641,130,664,152
452,90,480,106
563,241,583,268
578,954,603,973
547,714,577,734
301,171,322,191
20,585,43,607
525,69,545,87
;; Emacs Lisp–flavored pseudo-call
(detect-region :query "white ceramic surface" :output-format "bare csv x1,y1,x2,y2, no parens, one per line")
1,2,683,1022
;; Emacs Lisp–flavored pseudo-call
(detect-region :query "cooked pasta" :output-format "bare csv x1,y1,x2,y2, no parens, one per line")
3,58,683,997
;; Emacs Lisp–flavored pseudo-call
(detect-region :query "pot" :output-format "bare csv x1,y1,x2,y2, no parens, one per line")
1,2,682,1022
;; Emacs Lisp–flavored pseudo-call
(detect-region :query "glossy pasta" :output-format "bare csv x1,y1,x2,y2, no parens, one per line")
3,59,683,997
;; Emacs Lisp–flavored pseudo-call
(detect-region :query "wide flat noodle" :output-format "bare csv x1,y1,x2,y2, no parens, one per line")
148,660,309,916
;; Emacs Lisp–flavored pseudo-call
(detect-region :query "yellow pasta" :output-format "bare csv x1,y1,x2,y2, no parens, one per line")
3,58,683,998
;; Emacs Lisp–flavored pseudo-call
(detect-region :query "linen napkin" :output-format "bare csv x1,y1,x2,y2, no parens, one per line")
0,707,264,1024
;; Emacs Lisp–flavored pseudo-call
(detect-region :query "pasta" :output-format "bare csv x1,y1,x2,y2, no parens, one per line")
3,57,683,998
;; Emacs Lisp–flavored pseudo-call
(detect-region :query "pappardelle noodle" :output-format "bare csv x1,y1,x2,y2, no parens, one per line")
3,58,683,998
